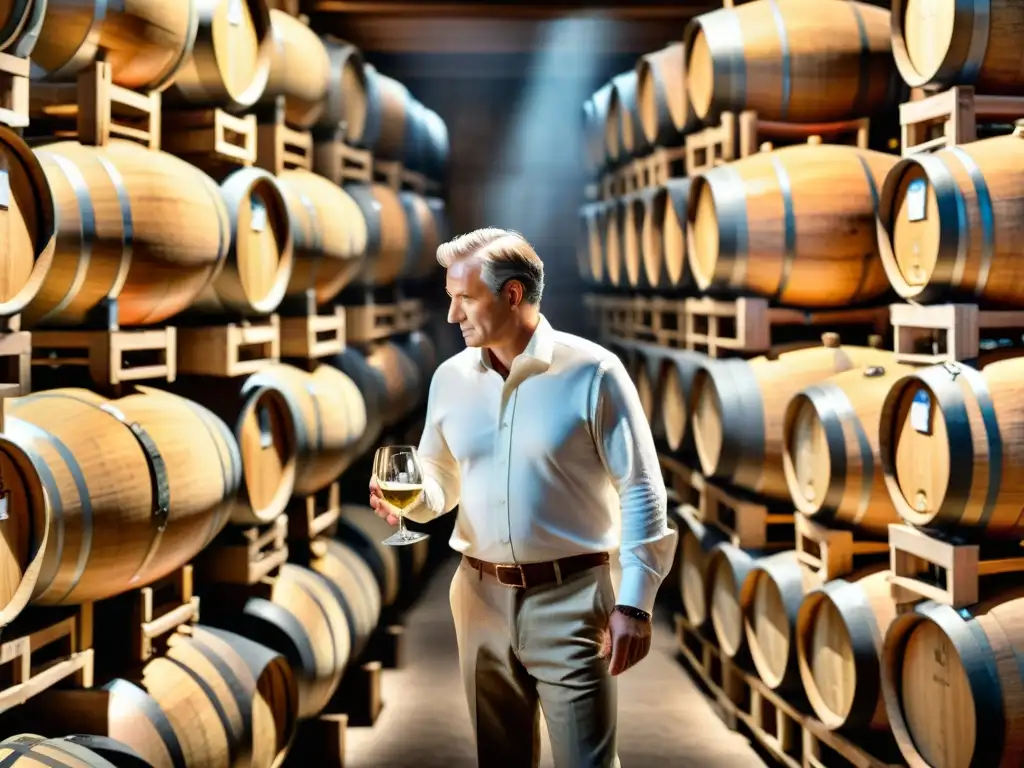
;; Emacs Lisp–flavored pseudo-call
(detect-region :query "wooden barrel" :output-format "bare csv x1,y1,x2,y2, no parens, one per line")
315,38,369,146
881,588,1024,767
310,537,382,659
706,543,764,659
215,563,351,719
689,337,894,500
364,340,425,427
603,198,625,287
400,330,439,384
587,82,614,173
796,568,896,731
399,191,440,280
368,71,409,162
327,347,387,457
0,0,45,58
605,71,641,164
890,0,1024,92
400,101,449,181
30,0,198,91
139,382,297,525
25,140,230,328
740,549,817,692
0,733,138,766
277,169,367,304
635,43,697,147
642,177,691,291
0,388,238,614
580,201,606,285
164,0,274,112
782,363,914,534
878,356,1024,540
677,510,731,632
685,143,897,308
257,10,330,129
622,189,653,289
657,349,708,456
344,182,408,287
188,167,293,316
242,363,367,496
875,133,1024,306
683,0,899,123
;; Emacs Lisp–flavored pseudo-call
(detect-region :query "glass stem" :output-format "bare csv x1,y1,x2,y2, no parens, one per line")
397,514,407,539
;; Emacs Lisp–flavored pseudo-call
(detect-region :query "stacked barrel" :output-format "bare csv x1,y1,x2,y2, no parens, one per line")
0,2,451,765
583,2,1024,767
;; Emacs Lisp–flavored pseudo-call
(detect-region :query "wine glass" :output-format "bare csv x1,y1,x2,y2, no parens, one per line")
373,445,430,547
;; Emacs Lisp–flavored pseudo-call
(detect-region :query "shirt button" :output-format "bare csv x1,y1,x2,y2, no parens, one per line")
501,536,510,545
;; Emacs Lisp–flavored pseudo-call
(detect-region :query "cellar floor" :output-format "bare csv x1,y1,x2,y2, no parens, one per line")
344,556,766,767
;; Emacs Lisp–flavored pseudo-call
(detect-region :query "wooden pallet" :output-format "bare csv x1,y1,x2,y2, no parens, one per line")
583,294,686,347
887,523,1024,608
278,290,347,362
0,51,29,128
312,124,374,185
0,605,94,715
28,60,160,149
287,481,341,547
192,514,290,587
899,85,1024,156
31,326,177,389
675,614,903,768
161,108,258,174
345,298,425,344
0,320,32,401
685,110,869,176
176,314,280,377
283,714,347,767
794,514,890,584
599,146,687,199
889,302,1024,364
254,96,312,175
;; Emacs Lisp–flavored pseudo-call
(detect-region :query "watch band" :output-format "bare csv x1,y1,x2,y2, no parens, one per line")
613,604,651,622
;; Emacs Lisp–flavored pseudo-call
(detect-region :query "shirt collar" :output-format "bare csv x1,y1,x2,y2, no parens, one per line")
478,314,555,372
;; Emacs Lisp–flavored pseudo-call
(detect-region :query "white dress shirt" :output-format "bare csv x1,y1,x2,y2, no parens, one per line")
405,314,677,614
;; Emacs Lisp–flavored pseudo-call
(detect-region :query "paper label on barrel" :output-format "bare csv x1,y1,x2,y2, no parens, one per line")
258,403,274,449
910,389,931,435
0,169,10,211
228,0,244,26
907,178,927,222
250,198,267,233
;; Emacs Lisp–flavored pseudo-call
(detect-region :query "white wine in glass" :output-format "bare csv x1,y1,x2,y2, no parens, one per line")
374,445,430,546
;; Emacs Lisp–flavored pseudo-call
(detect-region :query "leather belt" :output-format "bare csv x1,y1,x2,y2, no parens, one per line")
463,551,610,589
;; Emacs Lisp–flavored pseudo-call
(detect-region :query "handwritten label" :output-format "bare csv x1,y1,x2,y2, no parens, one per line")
250,197,267,233
0,168,10,211
907,178,927,222
258,404,273,449
910,389,932,435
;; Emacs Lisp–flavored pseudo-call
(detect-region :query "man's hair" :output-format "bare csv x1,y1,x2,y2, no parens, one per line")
436,227,545,305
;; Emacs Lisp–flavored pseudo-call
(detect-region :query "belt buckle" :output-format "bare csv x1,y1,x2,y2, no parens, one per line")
495,563,526,588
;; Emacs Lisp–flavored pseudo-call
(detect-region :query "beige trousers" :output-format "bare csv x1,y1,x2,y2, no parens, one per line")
449,557,621,768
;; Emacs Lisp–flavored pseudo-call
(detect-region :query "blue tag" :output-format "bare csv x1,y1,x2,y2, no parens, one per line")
910,389,931,435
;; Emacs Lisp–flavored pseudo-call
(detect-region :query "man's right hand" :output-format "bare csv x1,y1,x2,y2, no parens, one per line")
369,476,400,526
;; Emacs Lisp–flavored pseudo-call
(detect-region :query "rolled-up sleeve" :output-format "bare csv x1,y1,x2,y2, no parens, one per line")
592,356,677,615
405,369,461,524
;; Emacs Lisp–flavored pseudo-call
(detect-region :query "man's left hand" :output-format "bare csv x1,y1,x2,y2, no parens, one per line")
600,608,652,676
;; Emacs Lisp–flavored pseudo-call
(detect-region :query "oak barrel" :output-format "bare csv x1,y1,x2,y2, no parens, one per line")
31,0,198,91
621,189,653,289
875,133,1024,306
706,542,761,660
344,182,408,287
368,71,409,162
164,0,274,113
0,126,56,316
25,140,230,328
278,169,367,304
315,37,369,145
686,143,897,308
0,0,45,58
399,191,440,280
782,363,915,534
0,733,135,766
586,82,614,173
580,201,607,285
891,0,1024,92
242,363,367,495
683,0,899,123
327,347,387,458
677,510,731,632
636,43,696,147
310,537,382,659
0,387,239,611
605,70,641,163
403,102,449,181
188,167,294,316
878,356,1024,539
740,549,816,691
690,338,895,500
796,568,896,731
642,177,691,291
139,382,297,525
364,340,425,427
602,198,625,287
631,342,660,432
881,588,1024,767
657,349,709,456
258,10,330,129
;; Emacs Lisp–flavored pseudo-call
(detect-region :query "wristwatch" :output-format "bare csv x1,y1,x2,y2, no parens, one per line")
613,604,652,622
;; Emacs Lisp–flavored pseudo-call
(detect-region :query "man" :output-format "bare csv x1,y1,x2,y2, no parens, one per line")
369,227,676,768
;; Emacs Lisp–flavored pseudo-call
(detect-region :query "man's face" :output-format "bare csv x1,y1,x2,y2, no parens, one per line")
445,257,512,348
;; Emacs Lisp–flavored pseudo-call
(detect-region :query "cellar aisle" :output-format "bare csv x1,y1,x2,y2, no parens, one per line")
344,556,766,767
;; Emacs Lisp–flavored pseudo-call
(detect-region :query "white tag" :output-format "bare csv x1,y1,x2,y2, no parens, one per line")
0,168,9,211
0,491,8,522
250,198,267,232
907,178,927,222
910,389,931,435
228,0,243,26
